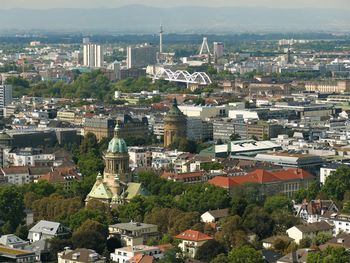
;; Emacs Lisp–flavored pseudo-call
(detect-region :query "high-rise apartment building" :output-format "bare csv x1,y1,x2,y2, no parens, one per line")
127,43,157,69
83,44,103,68
213,42,224,61
0,85,13,108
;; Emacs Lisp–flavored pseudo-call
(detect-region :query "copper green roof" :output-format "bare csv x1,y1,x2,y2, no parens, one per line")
87,178,113,200
107,123,128,153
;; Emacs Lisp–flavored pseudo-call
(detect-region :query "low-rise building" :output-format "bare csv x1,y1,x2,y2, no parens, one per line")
175,230,213,258
28,220,70,243
0,234,28,249
58,248,105,263
0,245,36,263
110,245,163,263
109,222,158,247
200,208,229,223
286,221,333,244
128,147,152,169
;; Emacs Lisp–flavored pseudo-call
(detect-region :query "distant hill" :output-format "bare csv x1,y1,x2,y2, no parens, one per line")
0,5,349,33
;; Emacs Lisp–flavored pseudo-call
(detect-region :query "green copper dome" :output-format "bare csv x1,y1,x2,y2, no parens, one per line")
107,123,128,153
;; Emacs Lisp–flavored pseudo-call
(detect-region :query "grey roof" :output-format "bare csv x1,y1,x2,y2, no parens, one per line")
109,222,157,231
0,234,28,247
294,221,333,233
28,220,70,241
205,208,229,219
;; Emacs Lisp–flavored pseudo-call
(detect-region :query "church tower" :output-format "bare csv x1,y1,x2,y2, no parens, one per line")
163,98,187,147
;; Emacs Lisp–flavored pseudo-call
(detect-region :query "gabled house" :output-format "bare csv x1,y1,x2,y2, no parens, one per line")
200,208,229,223
28,220,70,243
161,171,209,183
296,199,338,223
175,230,213,258
286,221,333,244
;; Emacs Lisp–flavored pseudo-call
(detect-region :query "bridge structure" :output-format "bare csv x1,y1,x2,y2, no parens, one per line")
152,68,212,86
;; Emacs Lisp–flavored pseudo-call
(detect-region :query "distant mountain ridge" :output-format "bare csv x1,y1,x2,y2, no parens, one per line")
0,5,349,33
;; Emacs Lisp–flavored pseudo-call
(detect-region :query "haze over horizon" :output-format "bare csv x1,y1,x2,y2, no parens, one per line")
1,0,349,10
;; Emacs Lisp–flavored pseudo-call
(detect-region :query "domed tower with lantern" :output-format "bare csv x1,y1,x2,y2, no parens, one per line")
86,123,142,206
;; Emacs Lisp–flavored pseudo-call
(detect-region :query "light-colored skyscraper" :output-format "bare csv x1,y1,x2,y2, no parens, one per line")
127,43,157,69
213,42,224,61
83,44,103,68
0,85,12,108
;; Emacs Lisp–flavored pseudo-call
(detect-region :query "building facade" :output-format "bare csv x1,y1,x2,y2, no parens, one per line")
83,44,103,68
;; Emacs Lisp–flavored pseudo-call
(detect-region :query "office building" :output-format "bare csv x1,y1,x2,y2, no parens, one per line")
127,43,157,69
213,42,224,61
0,85,12,108
83,44,103,68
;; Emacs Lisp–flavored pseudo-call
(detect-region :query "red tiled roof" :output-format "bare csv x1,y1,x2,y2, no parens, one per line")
130,254,155,263
208,176,238,188
39,167,81,183
208,168,315,189
156,244,173,253
273,168,314,181
175,229,213,242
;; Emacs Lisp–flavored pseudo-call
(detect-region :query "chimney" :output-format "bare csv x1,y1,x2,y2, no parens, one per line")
292,250,298,263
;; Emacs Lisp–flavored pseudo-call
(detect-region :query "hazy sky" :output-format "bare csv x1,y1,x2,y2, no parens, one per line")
2,0,350,9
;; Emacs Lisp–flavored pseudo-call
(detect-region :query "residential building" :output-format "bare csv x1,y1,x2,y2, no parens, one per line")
296,199,338,223
160,171,208,183
319,233,350,250
58,248,105,263
110,245,163,263
28,220,70,243
200,208,229,223
83,44,103,68
3,147,55,167
262,235,293,250
38,167,82,190
127,43,157,69
178,105,228,120
128,147,152,169
175,230,213,258
0,245,36,263
1,166,32,185
0,85,12,108
0,234,28,249
286,221,333,244
277,249,310,263
109,222,158,247
319,163,344,184
325,213,350,235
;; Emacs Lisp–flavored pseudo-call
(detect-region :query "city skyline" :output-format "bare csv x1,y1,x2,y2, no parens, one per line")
1,0,349,9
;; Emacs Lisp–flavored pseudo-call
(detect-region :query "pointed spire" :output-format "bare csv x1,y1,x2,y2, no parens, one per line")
172,97,178,107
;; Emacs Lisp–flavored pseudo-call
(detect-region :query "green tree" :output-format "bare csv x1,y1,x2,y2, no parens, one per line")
71,220,108,254
80,132,99,155
323,165,350,200
210,253,229,263
299,237,312,248
264,195,293,214
0,187,25,232
307,246,349,263
228,246,264,263
195,240,226,262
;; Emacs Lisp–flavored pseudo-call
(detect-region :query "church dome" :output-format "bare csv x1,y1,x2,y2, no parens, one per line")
165,98,186,118
107,123,128,153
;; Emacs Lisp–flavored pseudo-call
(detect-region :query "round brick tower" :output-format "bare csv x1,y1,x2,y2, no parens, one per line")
163,98,187,148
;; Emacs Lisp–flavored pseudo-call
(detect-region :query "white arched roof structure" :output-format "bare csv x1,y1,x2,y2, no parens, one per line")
153,68,212,85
